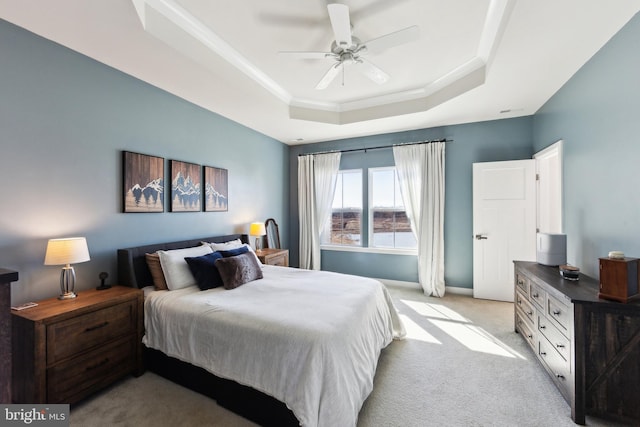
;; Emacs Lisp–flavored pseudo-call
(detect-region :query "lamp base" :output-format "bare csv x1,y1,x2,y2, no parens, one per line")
58,291,77,300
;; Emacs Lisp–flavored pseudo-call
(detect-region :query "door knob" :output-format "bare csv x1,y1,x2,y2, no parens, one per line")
475,234,488,240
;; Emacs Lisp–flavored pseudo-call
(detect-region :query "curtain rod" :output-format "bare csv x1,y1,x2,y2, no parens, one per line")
298,138,452,157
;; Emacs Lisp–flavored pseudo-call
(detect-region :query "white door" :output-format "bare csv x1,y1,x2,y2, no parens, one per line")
534,140,563,233
473,160,537,301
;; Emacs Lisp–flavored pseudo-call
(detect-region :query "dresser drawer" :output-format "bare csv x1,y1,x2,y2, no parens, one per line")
539,337,571,402
529,281,546,310
47,336,135,403
516,273,528,294
538,314,571,363
515,290,535,325
547,294,571,336
516,310,536,350
47,300,136,365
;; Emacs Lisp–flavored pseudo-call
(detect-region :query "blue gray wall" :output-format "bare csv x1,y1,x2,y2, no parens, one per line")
0,19,288,304
533,12,640,277
288,117,533,288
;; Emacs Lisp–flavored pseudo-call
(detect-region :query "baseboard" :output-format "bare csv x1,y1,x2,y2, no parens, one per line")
445,286,473,296
378,278,473,296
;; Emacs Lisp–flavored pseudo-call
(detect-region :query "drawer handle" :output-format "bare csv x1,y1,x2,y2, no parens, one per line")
533,293,539,298
518,279,524,285
86,358,110,371
556,374,565,380
527,334,532,339
517,299,522,305
540,351,547,356
552,310,561,316
540,325,546,330
556,343,565,348
527,310,533,316
85,321,109,332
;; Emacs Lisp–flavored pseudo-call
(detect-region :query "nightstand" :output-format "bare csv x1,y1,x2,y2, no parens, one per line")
256,248,289,267
11,286,143,404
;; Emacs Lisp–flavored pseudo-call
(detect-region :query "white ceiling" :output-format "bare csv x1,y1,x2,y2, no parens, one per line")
1,1,639,144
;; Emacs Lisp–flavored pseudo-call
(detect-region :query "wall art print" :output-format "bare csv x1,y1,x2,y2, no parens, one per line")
123,151,164,213
171,160,201,212
204,166,228,212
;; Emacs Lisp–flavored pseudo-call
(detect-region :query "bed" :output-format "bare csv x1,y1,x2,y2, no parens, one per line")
117,233,404,427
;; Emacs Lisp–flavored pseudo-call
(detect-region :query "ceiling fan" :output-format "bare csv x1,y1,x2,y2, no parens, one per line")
279,3,419,90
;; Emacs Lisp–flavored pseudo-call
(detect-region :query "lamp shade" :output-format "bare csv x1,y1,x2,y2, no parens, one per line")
249,222,266,237
44,237,90,266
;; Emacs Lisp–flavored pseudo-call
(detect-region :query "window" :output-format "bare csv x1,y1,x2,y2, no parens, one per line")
324,169,363,246
369,167,417,249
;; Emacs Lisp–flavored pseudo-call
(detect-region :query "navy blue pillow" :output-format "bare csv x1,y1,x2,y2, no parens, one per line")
219,245,249,257
185,252,224,290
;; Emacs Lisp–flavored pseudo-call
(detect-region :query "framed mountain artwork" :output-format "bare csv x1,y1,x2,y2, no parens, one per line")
123,151,164,213
204,166,228,212
170,160,201,212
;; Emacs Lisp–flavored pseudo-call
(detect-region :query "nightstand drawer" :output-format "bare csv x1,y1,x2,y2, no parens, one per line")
266,252,287,266
47,336,135,403
47,299,136,365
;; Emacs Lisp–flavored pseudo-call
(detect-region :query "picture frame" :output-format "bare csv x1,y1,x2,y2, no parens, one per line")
170,160,201,212
123,151,164,213
203,165,228,212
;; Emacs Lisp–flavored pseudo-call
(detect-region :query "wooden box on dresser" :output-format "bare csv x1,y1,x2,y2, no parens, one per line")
514,261,640,425
12,286,143,404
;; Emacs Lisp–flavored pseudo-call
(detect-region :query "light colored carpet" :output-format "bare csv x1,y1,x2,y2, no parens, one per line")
71,286,623,426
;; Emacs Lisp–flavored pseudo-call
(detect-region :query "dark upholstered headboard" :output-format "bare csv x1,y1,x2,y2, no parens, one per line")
117,234,249,289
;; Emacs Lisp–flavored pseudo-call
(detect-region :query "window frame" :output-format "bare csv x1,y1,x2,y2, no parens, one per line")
368,166,417,252
321,168,363,247
320,166,418,256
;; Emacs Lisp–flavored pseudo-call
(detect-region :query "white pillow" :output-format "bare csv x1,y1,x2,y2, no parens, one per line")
205,239,243,251
204,240,262,265
158,245,213,290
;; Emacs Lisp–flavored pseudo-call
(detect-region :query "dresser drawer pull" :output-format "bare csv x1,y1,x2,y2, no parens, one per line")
540,351,547,356
517,299,522,305
86,358,110,371
527,334,533,339
552,310,561,316
540,325,546,329
527,310,533,316
556,343,565,348
85,321,109,332
518,279,524,285
556,374,565,380
532,293,539,298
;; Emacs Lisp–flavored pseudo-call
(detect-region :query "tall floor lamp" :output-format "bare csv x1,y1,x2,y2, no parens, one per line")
44,237,90,300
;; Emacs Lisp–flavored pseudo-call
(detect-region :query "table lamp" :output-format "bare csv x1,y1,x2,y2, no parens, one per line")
249,222,266,251
44,237,90,300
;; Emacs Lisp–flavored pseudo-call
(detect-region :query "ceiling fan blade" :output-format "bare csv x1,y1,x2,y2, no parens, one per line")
362,25,420,54
279,51,335,59
327,3,353,49
356,58,389,85
316,62,343,90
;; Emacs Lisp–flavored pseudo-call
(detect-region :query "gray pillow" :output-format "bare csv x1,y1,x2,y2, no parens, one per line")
215,252,263,289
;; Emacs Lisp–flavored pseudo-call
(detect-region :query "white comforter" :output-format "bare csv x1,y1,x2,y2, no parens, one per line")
143,265,405,427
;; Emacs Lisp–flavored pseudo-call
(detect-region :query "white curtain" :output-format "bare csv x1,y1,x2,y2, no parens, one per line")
298,152,341,270
393,142,446,296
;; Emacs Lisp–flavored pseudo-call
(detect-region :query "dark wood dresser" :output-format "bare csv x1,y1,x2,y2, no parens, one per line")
12,286,143,404
514,261,640,424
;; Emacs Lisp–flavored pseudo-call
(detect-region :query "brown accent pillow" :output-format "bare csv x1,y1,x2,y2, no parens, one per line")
145,253,168,290
215,252,263,290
